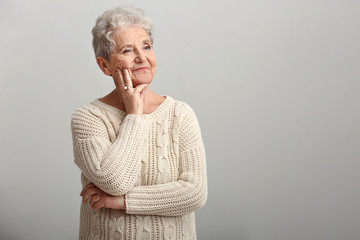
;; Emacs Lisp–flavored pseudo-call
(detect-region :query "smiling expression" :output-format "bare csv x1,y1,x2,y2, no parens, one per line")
99,25,157,87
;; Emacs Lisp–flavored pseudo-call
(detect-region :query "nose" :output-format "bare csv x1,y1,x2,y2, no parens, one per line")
135,50,146,63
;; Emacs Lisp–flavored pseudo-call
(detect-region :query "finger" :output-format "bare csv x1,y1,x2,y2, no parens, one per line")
114,68,125,90
82,188,98,204
123,69,133,89
80,182,95,196
93,198,106,211
80,182,94,196
134,84,149,94
90,194,100,208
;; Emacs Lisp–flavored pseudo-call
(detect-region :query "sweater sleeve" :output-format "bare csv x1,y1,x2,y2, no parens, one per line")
71,105,148,196
124,106,208,216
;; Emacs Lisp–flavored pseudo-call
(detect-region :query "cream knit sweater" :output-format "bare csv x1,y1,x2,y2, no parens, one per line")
71,96,207,240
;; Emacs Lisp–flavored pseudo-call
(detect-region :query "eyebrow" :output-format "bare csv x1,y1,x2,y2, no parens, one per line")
117,39,152,52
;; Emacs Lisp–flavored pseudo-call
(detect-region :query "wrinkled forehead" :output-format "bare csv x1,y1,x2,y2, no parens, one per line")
113,25,150,47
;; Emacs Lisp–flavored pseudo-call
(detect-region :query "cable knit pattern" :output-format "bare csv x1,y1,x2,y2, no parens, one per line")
71,96,207,240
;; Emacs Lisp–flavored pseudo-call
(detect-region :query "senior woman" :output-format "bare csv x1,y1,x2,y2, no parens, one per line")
71,6,207,240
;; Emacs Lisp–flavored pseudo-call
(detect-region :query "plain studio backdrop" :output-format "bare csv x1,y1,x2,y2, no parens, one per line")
1,0,359,239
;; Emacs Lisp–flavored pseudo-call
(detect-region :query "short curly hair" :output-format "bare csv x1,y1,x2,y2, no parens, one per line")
92,6,154,60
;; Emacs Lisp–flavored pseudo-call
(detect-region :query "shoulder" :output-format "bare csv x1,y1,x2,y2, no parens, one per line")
169,96,197,118
71,100,111,138
167,96,200,129
71,101,104,123
168,97,204,150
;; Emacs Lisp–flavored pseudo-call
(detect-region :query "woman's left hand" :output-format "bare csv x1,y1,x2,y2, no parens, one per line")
80,183,126,211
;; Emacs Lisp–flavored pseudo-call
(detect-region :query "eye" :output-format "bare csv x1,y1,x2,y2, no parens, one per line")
122,47,134,54
144,44,152,50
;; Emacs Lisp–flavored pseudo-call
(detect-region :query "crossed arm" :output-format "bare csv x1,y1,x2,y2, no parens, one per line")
72,104,207,216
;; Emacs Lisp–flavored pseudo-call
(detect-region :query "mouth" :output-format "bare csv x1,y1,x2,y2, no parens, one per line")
133,67,149,72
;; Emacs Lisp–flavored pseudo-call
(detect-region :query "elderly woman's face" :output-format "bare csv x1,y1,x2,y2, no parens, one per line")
106,26,156,87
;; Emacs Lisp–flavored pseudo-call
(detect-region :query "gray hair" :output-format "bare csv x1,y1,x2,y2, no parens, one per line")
92,6,154,60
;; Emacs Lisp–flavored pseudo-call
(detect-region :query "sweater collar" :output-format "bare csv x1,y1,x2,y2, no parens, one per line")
92,95,174,122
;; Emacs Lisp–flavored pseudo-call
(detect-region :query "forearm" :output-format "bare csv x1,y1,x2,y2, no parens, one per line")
81,182,127,211
125,145,207,216
73,113,148,195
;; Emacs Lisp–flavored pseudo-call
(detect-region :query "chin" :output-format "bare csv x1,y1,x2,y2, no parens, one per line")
132,77,153,87
132,81,152,88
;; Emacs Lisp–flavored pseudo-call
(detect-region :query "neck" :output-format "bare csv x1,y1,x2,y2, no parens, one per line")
102,86,163,113
141,87,163,114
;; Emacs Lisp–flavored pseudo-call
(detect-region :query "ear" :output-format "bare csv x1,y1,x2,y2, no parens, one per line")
96,57,112,76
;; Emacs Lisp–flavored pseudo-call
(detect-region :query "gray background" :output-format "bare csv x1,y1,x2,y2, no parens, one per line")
1,0,359,239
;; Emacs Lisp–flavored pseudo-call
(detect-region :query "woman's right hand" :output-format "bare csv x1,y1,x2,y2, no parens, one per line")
81,183,126,211
113,68,148,116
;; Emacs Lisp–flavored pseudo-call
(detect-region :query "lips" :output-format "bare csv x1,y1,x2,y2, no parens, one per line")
133,67,149,72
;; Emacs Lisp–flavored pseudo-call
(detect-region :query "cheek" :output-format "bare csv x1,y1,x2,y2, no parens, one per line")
149,54,157,68
109,56,130,71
